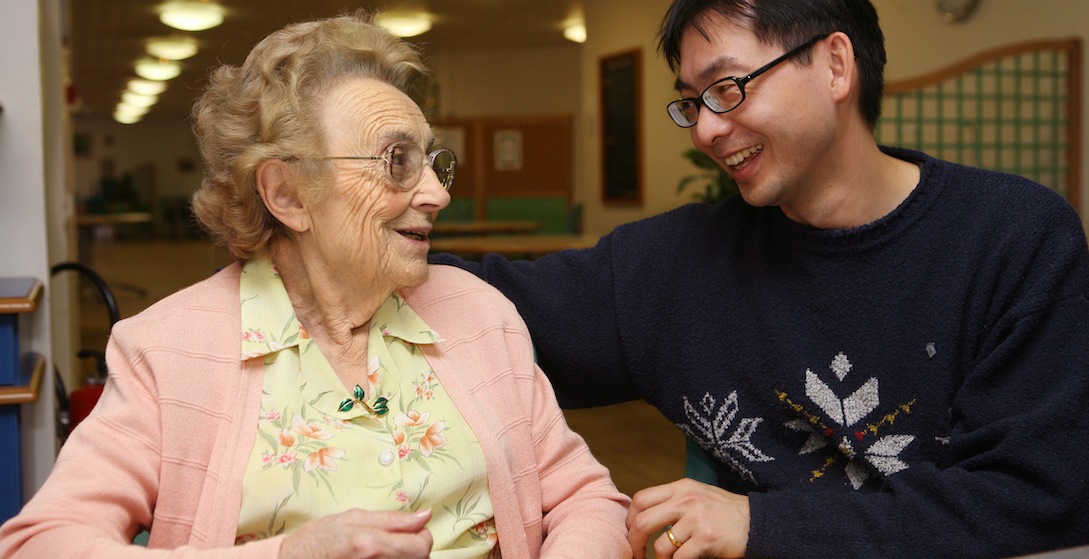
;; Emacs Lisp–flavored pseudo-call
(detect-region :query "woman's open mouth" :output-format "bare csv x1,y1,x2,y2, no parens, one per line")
398,230,429,242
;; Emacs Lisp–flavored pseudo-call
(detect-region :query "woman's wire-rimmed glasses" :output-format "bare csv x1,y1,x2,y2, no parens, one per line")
666,34,830,128
291,141,457,191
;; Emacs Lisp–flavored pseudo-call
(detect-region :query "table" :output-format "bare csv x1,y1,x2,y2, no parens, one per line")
431,220,542,236
429,234,599,260
73,212,154,298
74,212,153,227
74,212,154,266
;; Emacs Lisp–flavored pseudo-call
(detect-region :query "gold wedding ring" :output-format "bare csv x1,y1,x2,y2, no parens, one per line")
666,525,683,548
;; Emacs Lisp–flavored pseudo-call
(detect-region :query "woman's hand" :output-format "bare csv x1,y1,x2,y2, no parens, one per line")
626,479,749,559
278,509,433,559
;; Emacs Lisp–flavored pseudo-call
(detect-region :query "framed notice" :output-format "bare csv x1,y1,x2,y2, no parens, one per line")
599,48,643,205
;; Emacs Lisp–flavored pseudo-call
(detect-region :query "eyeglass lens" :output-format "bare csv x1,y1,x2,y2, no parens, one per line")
387,143,456,190
669,80,745,127
429,149,456,190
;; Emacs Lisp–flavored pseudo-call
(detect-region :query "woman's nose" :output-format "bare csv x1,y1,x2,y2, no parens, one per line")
413,167,451,211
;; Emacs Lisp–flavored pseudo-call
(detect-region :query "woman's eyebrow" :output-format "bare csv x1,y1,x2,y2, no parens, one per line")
381,130,416,145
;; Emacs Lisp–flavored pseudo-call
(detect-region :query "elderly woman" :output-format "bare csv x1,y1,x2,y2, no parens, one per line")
0,13,630,559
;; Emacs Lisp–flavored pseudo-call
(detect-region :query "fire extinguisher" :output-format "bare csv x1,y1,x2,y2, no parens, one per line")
68,350,107,433
51,262,119,442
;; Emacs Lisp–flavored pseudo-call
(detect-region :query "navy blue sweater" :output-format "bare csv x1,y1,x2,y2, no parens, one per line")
432,148,1089,558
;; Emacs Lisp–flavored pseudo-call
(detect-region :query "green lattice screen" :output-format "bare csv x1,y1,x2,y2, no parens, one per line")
876,39,1082,212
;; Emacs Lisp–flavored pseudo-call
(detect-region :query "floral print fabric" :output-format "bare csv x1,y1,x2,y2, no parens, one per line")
235,258,498,558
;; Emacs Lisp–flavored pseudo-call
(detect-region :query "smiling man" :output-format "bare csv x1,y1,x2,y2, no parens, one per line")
431,1,1089,557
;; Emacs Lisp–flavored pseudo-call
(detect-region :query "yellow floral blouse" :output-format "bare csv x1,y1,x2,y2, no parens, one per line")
235,258,499,558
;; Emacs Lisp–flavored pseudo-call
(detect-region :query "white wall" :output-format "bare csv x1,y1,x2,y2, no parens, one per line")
0,0,65,498
431,45,582,117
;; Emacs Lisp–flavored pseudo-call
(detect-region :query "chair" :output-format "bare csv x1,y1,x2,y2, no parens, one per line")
50,262,118,445
684,437,719,485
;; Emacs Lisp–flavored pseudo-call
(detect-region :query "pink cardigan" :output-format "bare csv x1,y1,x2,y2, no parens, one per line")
0,264,631,558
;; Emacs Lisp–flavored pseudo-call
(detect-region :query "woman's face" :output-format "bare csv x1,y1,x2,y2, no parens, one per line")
301,77,450,295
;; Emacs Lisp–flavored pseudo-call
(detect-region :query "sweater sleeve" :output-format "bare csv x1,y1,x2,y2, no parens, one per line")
0,327,283,559
430,238,639,409
746,218,1089,558
528,363,633,559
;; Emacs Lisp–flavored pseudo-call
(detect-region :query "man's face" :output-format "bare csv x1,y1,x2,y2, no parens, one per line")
676,15,837,215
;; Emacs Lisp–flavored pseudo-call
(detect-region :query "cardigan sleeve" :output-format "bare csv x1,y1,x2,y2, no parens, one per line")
527,363,632,559
0,323,283,559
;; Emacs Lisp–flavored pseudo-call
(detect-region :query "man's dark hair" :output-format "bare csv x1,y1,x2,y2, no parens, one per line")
657,0,886,129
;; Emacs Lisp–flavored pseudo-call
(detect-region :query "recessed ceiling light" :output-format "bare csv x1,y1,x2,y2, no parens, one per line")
114,111,143,125
116,102,150,119
563,22,587,43
376,11,432,37
159,1,224,31
122,91,158,108
127,79,168,96
146,38,198,60
135,58,181,81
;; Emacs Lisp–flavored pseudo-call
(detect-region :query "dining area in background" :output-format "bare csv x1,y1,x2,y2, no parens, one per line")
425,113,594,260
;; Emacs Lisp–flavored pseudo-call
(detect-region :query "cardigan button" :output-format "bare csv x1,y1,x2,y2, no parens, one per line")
378,449,396,466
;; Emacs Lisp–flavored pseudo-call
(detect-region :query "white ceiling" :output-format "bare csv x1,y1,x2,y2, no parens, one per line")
69,0,584,120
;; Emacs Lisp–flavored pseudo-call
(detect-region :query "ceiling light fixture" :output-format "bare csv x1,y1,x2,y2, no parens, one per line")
115,102,150,124
127,79,167,96
122,91,158,108
563,19,586,43
159,1,225,32
135,58,181,81
114,111,143,125
146,37,199,60
115,102,149,117
376,11,432,37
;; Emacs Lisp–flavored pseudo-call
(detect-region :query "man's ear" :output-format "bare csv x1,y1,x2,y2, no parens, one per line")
256,159,310,233
825,32,856,103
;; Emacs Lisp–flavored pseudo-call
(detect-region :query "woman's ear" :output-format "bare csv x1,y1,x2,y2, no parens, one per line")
825,32,856,104
256,159,310,233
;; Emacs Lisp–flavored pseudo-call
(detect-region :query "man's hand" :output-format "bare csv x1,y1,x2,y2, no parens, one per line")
627,478,749,559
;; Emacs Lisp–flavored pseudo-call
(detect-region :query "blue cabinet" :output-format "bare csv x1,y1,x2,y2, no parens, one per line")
0,278,45,522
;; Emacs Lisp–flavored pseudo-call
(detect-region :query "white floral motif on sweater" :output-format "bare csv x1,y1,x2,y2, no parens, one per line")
679,391,774,485
782,352,915,489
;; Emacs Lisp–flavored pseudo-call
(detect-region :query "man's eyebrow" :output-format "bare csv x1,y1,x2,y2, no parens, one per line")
675,54,743,92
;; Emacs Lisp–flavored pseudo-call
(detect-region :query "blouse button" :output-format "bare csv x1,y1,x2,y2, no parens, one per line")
378,449,396,466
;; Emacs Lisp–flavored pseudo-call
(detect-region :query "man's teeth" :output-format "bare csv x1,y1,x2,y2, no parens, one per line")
725,145,763,166
401,231,426,241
